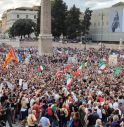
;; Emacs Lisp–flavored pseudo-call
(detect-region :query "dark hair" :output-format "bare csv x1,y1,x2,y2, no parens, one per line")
88,109,92,113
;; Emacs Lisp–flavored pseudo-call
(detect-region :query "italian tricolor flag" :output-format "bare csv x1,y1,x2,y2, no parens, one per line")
38,64,45,72
66,76,73,89
99,62,106,70
75,63,84,76
99,64,106,70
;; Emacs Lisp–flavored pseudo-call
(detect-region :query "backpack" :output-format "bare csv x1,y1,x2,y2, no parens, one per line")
74,120,80,127
47,107,53,116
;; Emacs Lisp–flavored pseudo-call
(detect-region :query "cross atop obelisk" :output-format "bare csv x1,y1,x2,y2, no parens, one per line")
38,0,53,56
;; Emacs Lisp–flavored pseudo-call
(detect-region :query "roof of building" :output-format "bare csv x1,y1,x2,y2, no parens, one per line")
15,6,40,11
2,6,39,19
4,6,39,13
15,7,32,11
92,2,124,11
112,2,124,7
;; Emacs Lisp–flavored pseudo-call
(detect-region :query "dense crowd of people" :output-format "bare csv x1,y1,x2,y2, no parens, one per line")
0,46,124,127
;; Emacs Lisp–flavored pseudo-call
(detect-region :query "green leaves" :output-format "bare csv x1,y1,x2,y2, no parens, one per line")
8,19,36,39
51,0,67,37
66,5,81,39
81,8,92,35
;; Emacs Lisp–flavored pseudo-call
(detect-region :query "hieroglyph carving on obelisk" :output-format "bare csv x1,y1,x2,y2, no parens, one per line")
38,0,53,55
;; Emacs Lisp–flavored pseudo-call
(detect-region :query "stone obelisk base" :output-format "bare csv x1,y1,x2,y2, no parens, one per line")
38,34,53,56
119,45,123,50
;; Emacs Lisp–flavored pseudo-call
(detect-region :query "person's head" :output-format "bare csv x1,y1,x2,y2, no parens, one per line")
96,119,102,126
88,109,92,114
113,115,119,122
94,108,97,112
31,110,36,115
98,105,101,109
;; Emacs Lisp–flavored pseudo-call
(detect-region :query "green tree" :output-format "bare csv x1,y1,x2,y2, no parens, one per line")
8,26,14,38
9,19,36,39
51,0,68,38
66,5,81,39
81,8,92,35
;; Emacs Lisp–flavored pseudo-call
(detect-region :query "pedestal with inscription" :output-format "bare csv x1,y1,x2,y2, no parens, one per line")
38,0,53,56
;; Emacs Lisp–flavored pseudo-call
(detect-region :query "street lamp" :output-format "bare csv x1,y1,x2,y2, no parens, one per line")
101,12,104,55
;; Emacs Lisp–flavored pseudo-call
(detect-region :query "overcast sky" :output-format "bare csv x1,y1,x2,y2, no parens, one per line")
0,0,124,19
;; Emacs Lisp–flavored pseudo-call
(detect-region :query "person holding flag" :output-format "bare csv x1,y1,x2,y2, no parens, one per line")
2,48,19,69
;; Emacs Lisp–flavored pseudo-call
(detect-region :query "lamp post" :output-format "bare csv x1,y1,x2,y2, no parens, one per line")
101,12,104,55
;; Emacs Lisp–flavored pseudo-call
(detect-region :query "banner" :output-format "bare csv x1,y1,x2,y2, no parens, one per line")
68,56,78,64
110,10,123,32
109,55,118,65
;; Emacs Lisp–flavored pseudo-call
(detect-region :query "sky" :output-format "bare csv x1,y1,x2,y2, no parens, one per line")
0,0,124,19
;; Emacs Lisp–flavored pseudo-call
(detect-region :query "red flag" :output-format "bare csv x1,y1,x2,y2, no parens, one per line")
64,64,71,72
75,69,81,77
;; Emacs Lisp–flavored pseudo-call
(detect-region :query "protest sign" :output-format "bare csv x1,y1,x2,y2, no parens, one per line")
68,56,78,64
109,55,118,66
19,79,23,86
23,82,28,90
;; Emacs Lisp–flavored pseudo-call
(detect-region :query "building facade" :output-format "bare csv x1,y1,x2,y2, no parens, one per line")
1,6,38,34
0,20,2,33
89,2,124,42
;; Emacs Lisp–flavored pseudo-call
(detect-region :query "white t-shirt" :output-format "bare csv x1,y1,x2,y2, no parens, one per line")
113,102,119,109
97,108,102,119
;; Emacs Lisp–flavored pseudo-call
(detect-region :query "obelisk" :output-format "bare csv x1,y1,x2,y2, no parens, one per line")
38,0,53,55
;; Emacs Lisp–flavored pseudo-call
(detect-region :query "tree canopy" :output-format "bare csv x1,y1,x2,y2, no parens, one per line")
81,8,93,35
9,19,36,39
36,1,92,40
51,0,68,38
66,5,81,39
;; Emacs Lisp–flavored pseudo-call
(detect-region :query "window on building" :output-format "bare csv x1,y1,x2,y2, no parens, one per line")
26,15,28,18
17,15,19,18
34,15,36,19
94,23,96,27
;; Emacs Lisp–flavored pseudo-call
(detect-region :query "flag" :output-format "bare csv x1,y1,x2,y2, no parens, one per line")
85,62,88,67
38,64,45,72
75,63,84,76
99,61,106,70
57,49,62,54
114,67,122,76
64,64,71,72
2,48,19,68
99,64,106,70
18,54,23,62
66,75,73,89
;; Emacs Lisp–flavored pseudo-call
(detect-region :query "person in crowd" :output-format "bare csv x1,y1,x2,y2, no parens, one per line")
95,119,103,127
0,46,123,127
112,115,120,127
39,112,51,127
27,110,37,127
